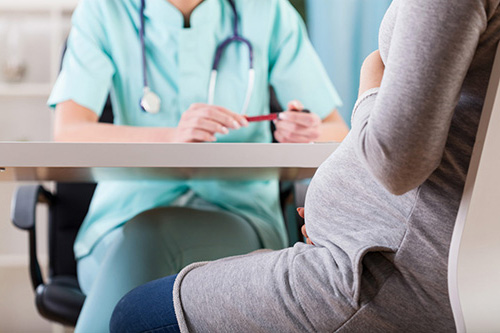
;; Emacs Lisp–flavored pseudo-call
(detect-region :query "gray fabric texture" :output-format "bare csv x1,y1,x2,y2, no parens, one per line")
173,0,500,331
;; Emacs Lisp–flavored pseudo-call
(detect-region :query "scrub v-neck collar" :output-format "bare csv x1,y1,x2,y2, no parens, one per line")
143,0,219,29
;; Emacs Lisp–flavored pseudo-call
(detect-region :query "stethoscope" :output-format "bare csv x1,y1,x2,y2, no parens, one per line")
139,0,255,114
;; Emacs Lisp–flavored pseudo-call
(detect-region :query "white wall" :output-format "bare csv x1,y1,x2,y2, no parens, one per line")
0,1,76,330
0,104,53,332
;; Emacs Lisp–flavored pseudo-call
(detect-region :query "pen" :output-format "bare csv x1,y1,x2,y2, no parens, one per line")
245,114,278,122
245,109,310,122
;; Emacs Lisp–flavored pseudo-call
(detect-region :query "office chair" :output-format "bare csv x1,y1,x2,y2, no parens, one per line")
10,100,114,326
12,183,94,326
447,43,500,333
10,89,307,327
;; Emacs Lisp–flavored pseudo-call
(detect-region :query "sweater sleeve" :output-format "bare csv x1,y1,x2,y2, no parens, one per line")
350,0,489,195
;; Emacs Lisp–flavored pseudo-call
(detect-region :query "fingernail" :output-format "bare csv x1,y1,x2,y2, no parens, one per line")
293,100,303,109
278,113,287,120
221,126,229,134
241,118,249,127
232,120,241,129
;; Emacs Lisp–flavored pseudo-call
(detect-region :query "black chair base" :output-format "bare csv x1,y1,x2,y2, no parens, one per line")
35,276,86,327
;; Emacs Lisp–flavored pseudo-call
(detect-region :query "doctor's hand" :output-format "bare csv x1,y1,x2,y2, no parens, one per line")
297,207,314,245
173,103,248,142
273,100,322,143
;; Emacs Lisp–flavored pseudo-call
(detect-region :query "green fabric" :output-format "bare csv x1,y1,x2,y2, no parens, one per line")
48,0,342,259
76,207,261,333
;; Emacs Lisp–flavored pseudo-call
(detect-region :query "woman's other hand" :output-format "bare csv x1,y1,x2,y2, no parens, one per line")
358,50,385,97
274,100,322,143
174,103,249,142
297,207,314,245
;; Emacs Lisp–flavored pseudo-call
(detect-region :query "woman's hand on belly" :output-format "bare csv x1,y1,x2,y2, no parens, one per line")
297,207,314,245
174,103,249,142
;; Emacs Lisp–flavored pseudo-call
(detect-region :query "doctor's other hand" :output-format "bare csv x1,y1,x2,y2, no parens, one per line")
273,100,322,143
173,103,249,142
297,207,314,245
358,50,385,97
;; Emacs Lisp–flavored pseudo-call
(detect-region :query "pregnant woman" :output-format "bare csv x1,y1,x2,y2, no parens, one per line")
111,0,500,331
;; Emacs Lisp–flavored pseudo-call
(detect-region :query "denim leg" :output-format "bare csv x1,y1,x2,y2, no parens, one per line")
110,274,180,333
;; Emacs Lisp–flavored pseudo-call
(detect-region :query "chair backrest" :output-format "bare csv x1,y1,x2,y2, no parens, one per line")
48,99,113,279
49,183,96,277
448,43,500,332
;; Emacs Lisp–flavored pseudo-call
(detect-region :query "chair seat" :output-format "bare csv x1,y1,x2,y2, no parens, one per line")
35,276,86,327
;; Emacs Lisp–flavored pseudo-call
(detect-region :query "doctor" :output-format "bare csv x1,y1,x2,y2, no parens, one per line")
48,0,348,331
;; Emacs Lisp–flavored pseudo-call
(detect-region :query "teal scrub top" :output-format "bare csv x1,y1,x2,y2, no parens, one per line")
48,0,342,259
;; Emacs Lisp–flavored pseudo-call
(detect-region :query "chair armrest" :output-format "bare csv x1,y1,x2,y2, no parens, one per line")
11,185,54,290
281,181,309,246
11,185,54,230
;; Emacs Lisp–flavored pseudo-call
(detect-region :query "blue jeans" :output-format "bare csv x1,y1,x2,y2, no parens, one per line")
110,274,180,333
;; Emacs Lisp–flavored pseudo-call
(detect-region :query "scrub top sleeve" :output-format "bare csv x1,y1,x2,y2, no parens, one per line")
47,0,115,117
268,0,342,120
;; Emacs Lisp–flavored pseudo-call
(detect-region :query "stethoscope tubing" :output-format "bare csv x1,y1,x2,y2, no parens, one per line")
140,0,148,88
139,0,254,115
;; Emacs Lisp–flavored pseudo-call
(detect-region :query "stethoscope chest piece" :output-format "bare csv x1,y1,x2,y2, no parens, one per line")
140,87,161,114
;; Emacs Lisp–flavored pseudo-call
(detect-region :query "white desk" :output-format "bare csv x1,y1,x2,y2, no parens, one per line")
0,142,339,182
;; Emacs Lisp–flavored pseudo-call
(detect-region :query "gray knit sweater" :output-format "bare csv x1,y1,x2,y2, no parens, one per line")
173,0,500,331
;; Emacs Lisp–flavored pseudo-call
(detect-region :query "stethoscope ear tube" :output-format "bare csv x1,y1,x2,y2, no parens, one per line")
241,68,255,115
207,70,218,106
207,67,254,116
